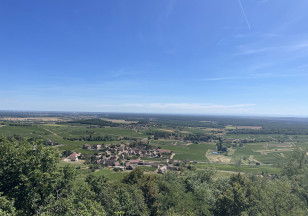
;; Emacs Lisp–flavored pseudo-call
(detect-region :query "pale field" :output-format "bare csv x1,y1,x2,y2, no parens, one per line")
227,148,236,155
158,129,175,132
275,142,294,148
255,148,294,155
206,149,232,163
207,154,232,163
101,118,137,124
202,128,225,132
0,117,67,122
236,126,262,130
179,130,191,134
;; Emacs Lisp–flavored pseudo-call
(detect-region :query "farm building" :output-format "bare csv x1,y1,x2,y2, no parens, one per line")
158,165,167,174
68,152,81,161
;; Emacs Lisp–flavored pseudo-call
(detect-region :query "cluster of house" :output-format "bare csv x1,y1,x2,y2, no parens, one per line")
66,143,179,174
82,143,173,159
120,122,158,131
225,138,256,143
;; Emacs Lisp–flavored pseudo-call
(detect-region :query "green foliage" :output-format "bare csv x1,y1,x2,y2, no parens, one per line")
0,193,16,216
214,174,257,216
140,175,159,216
0,137,76,215
122,167,144,185
0,137,57,214
36,185,106,216
2,112,308,216
86,173,149,216
255,179,305,216
282,148,308,177
62,118,120,127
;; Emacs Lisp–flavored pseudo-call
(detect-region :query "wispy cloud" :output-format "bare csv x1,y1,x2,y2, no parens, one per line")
238,0,251,30
202,72,303,82
201,77,240,81
235,47,270,56
108,68,148,78
233,39,308,61
166,0,177,19
258,0,269,3
290,41,308,50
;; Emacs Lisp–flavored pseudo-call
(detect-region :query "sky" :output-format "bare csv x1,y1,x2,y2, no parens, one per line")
1,0,308,116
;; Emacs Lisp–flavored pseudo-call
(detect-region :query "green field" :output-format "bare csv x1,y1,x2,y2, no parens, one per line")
159,143,214,162
1,113,308,179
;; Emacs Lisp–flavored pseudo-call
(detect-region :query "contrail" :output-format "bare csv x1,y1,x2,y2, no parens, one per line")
238,0,251,30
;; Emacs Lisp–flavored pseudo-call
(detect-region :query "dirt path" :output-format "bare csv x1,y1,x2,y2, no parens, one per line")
0,125,6,128
205,149,212,163
248,155,262,164
44,128,61,138
217,170,244,174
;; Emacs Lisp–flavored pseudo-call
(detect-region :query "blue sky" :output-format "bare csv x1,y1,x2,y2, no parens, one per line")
1,0,308,116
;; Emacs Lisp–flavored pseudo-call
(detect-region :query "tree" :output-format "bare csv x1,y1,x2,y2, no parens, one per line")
255,179,306,216
0,137,76,214
36,184,106,216
0,193,16,216
122,167,144,185
140,175,159,216
214,174,257,216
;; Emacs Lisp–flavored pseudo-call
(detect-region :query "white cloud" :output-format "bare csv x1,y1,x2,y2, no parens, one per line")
201,77,239,81
234,48,270,56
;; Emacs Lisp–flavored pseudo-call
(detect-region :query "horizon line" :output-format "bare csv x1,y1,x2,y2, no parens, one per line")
0,109,307,119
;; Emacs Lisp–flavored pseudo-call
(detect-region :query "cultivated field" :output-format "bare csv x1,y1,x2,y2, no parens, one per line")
1,112,308,181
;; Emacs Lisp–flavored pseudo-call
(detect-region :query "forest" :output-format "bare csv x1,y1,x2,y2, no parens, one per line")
0,137,308,216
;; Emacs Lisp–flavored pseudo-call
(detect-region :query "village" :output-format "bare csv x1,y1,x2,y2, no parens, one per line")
65,143,182,174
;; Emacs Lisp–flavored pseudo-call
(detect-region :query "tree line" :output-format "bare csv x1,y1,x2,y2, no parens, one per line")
61,118,120,127
0,137,307,215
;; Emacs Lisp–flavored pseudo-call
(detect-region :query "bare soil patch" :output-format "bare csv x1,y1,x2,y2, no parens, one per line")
0,117,66,122
206,150,232,163
255,148,294,155
248,155,262,164
62,159,86,164
276,142,294,148
101,118,137,124
203,128,225,132
158,129,175,133
179,130,191,134
227,148,236,156
236,126,262,130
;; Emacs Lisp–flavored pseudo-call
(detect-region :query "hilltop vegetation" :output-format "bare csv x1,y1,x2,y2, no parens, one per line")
0,112,308,215
0,137,308,215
